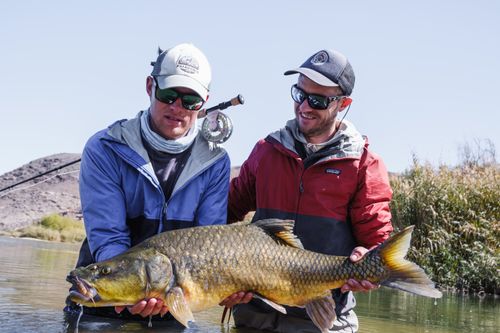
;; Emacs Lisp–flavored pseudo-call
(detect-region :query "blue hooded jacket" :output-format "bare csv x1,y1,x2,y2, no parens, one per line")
76,112,230,267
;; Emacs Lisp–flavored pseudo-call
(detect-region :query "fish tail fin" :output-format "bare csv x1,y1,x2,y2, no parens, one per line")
379,226,442,298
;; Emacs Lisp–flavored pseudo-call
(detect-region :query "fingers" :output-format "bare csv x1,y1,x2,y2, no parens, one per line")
127,300,148,316
341,278,380,293
343,246,379,293
160,305,169,317
148,299,164,317
115,306,125,314
126,299,167,318
219,291,253,308
241,292,253,304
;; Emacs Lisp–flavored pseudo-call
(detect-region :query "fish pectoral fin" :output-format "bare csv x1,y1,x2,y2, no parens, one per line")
165,287,194,328
305,295,336,333
253,294,287,314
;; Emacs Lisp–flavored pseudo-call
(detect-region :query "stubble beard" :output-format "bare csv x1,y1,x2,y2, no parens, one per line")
297,113,337,142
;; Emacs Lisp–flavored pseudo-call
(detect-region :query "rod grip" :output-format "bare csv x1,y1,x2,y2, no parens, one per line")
198,94,244,118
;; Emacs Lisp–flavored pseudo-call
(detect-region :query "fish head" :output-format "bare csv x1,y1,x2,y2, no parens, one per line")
66,248,173,307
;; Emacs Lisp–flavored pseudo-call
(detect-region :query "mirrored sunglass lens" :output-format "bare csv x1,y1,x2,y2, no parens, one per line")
308,95,328,109
156,88,178,104
182,96,204,110
291,86,306,103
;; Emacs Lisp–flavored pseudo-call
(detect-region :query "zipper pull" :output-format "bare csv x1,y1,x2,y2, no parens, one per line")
299,181,304,193
163,202,168,216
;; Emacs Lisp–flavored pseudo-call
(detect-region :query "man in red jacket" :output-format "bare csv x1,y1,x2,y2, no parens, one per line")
224,49,394,332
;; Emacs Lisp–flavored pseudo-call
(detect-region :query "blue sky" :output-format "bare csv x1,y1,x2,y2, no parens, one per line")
1,0,498,175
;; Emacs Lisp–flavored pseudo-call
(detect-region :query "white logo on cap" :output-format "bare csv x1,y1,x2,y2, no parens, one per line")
177,56,199,74
311,51,329,65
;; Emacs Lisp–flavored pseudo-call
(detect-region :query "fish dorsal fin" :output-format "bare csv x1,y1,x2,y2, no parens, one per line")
164,286,194,328
305,294,336,333
253,294,287,314
253,218,304,249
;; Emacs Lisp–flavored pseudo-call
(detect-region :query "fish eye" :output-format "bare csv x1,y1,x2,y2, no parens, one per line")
101,267,111,275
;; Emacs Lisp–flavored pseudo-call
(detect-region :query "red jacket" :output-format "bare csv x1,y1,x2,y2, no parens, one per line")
228,120,393,255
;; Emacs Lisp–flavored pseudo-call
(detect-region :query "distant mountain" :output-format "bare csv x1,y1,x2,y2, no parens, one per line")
0,153,82,231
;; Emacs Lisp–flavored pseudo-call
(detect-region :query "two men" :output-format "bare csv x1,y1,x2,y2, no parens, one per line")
68,44,393,332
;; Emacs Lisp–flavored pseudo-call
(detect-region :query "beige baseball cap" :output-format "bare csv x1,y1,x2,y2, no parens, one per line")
151,43,211,101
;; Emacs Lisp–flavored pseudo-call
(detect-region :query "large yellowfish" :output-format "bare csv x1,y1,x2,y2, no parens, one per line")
67,219,442,333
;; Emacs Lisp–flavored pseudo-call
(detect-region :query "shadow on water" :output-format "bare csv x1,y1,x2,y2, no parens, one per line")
0,236,497,333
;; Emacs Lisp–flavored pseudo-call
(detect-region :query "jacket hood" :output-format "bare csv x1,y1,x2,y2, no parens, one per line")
269,119,365,160
104,111,227,193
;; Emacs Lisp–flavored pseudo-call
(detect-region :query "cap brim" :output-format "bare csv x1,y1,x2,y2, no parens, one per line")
284,68,339,87
156,74,209,101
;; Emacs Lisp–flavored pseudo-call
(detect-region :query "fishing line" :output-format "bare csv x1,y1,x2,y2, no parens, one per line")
333,103,352,137
0,169,80,198
75,304,83,333
0,158,81,193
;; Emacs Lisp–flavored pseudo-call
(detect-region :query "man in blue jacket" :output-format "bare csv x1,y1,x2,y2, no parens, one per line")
66,43,231,319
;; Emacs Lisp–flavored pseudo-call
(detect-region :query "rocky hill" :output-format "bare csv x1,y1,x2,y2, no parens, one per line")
0,154,243,232
0,153,82,231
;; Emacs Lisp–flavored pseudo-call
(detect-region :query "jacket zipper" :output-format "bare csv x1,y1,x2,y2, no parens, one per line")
295,162,306,222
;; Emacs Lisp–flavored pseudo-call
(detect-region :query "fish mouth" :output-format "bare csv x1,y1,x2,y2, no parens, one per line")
66,274,100,304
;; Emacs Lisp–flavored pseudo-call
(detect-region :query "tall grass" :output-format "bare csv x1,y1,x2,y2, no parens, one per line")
390,155,499,294
18,213,85,243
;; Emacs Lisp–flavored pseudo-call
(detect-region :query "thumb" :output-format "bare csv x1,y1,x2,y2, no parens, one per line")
350,246,368,262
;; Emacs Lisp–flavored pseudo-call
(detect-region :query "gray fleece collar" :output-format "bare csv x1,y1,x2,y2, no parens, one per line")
269,118,365,159
106,111,227,193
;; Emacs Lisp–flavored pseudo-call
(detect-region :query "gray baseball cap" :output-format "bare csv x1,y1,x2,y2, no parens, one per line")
284,49,355,96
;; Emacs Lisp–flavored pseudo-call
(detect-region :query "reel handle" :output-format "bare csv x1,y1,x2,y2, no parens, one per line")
198,94,244,118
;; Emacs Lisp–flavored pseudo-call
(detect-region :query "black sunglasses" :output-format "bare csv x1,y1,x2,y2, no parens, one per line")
153,77,205,111
291,84,344,110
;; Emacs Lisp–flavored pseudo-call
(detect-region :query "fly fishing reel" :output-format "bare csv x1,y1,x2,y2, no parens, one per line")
199,94,244,144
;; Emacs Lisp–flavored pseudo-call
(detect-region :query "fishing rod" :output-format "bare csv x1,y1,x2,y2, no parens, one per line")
0,95,244,193
197,94,244,118
0,158,81,194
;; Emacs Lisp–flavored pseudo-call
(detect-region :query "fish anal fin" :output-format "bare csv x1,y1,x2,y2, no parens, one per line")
253,219,304,249
253,294,287,314
164,287,194,327
305,295,336,333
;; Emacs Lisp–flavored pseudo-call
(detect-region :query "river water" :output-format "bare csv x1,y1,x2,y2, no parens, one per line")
0,236,497,333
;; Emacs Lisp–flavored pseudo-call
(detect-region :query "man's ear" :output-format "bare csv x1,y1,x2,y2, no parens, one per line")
340,97,352,110
146,76,154,98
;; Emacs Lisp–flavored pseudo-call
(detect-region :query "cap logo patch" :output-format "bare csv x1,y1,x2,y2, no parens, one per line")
311,51,329,65
177,56,199,74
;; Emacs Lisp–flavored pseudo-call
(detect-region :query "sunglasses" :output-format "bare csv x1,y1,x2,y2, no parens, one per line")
291,84,344,110
153,78,205,111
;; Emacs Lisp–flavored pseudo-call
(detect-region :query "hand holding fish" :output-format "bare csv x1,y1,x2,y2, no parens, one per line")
115,298,169,318
340,246,380,293
219,291,253,308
